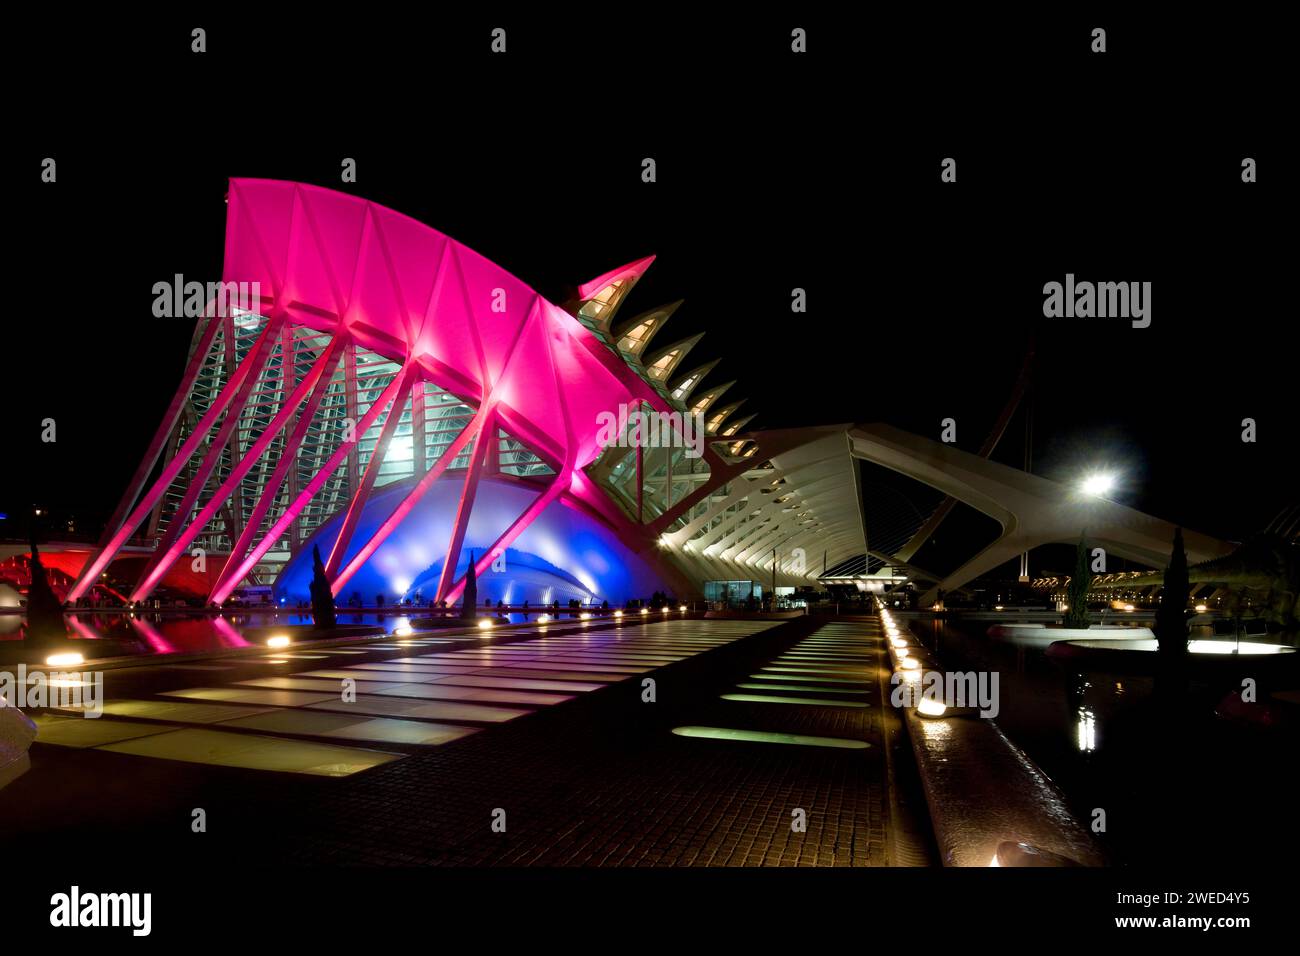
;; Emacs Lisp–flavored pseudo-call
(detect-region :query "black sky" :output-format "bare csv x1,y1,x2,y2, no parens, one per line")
6,12,1293,557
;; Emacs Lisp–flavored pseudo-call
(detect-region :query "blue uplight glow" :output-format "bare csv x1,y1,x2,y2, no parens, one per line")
273,474,670,606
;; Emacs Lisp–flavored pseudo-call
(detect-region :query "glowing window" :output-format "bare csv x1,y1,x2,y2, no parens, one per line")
646,350,679,381
617,319,656,353
671,375,698,400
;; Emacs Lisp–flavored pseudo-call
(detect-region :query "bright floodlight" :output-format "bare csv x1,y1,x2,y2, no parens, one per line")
266,635,291,649
1081,473,1116,497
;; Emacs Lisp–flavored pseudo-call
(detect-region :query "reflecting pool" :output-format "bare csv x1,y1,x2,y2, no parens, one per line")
914,616,1300,867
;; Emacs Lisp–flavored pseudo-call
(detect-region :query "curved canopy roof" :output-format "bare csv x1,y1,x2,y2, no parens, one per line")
223,179,666,472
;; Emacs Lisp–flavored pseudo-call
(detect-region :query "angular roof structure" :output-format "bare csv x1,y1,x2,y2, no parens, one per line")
68,181,688,606
65,180,1228,612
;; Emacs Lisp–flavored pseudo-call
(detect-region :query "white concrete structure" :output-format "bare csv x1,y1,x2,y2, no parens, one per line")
987,623,1155,647
653,422,1234,598
656,426,867,588
846,424,1234,603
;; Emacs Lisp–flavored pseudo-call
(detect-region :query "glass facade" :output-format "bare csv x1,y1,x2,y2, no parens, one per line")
703,580,762,605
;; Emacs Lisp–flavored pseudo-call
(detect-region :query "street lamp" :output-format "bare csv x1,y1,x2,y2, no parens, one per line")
1080,472,1116,498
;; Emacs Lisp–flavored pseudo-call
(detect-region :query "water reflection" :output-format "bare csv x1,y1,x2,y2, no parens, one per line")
1075,707,1097,752
1,611,268,664
928,616,1300,866
0,607,616,665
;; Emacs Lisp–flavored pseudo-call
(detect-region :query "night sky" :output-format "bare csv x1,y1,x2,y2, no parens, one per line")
6,14,1292,573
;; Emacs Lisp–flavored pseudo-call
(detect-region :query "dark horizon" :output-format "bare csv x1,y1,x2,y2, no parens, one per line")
7,15,1292,556
4,10,1298,933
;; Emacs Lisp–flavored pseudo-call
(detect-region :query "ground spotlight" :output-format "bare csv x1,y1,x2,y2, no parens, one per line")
989,841,1081,867
917,697,948,718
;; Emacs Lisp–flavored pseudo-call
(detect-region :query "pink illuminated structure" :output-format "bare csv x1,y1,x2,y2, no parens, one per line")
46,181,1235,616
41,180,1215,614
67,180,740,606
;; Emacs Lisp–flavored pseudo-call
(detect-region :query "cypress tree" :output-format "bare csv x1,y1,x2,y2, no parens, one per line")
25,533,66,640
461,550,478,620
1155,527,1191,663
1063,533,1092,628
309,545,336,630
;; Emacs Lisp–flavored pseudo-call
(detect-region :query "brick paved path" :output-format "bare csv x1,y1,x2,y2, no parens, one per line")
268,616,907,866
4,615,928,867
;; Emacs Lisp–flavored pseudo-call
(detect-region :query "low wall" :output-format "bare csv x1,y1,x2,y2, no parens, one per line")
902,708,1103,866
882,610,1104,866
987,623,1154,646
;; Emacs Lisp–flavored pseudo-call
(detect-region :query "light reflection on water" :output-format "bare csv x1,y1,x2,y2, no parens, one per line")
1076,707,1097,752
899,616,1300,863
1070,678,1102,753
0,608,588,664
